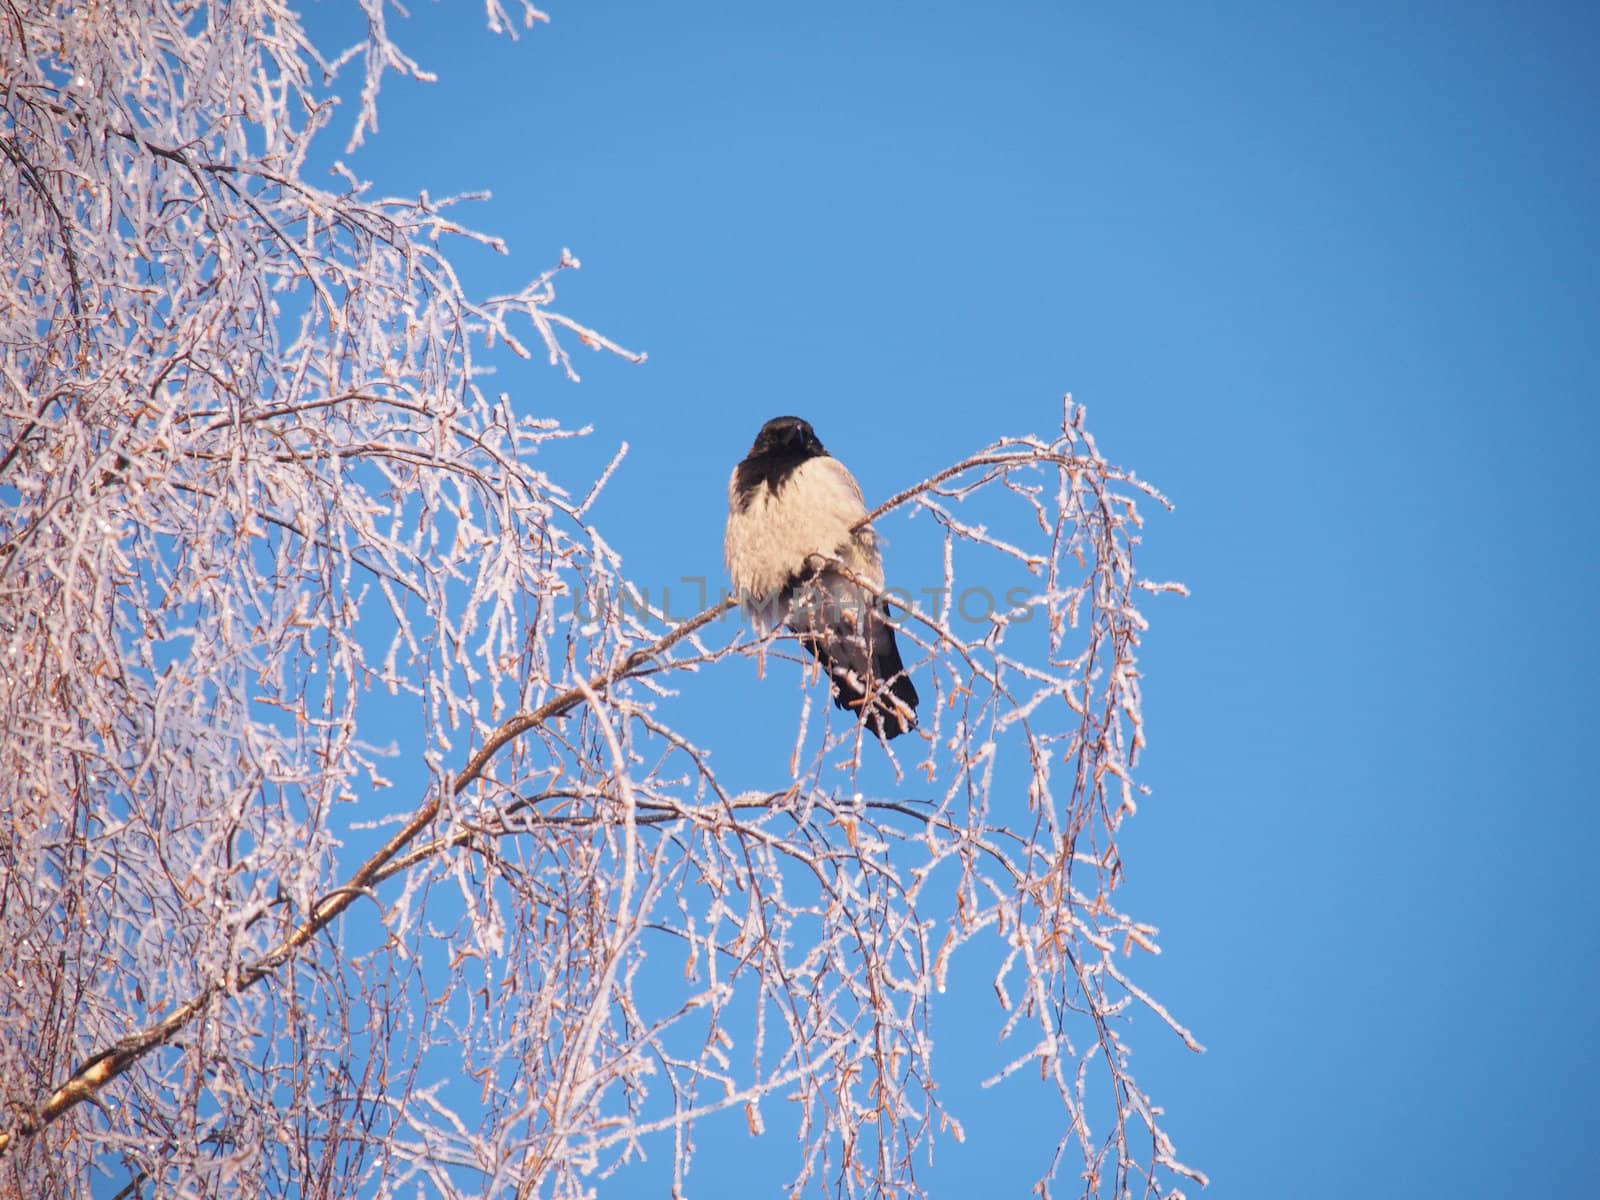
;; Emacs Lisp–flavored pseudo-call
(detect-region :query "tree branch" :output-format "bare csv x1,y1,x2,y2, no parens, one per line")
0,595,737,1157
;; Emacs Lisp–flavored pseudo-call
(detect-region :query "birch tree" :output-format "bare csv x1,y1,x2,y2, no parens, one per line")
0,3,1201,1197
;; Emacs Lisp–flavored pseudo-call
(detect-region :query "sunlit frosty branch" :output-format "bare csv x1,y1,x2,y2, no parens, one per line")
0,4,1199,1199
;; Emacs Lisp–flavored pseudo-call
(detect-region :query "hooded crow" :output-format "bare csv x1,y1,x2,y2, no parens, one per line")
724,416,919,739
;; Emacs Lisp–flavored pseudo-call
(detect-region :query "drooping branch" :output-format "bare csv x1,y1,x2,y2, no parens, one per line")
1,0,1198,1190
0,595,737,1158
1,412,1200,1197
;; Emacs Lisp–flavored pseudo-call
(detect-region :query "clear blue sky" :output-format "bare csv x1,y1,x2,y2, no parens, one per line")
301,2,1598,1195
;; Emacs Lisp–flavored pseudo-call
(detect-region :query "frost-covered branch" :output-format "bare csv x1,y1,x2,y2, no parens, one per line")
0,4,1197,1199
0,592,735,1159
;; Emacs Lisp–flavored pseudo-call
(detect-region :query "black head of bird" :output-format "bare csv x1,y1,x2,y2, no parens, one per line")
732,416,828,503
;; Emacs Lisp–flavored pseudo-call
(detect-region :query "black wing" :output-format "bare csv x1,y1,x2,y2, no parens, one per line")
784,568,919,739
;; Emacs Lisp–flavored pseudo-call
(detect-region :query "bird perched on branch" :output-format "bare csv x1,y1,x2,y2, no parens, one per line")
724,416,919,739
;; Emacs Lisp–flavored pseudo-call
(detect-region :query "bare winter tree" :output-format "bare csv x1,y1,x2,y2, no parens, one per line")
0,3,1201,1198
